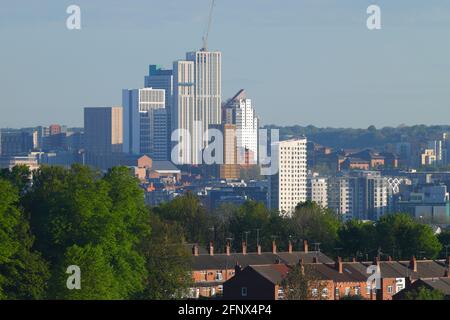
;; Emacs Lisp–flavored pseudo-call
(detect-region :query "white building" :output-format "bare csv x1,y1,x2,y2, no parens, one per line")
327,171,390,221
224,90,259,164
122,88,166,159
307,175,328,208
269,138,308,215
172,50,222,165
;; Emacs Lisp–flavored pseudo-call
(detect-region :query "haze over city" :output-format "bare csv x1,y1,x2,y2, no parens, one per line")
1,0,450,128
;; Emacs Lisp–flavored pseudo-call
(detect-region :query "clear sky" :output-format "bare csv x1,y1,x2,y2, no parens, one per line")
1,0,449,128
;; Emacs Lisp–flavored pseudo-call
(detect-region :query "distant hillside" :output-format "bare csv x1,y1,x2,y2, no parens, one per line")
264,125,450,149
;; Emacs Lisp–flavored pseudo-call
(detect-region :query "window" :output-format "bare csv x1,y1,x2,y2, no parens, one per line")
335,287,340,298
344,287,351,296
311,288,318,297
216,271,223,281
278,288,284,300
387,286,393,294
241,287,248,297
354,286,360,296
322,288,329,298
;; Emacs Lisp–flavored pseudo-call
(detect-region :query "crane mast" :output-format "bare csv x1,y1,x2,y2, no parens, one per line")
202,0,216,51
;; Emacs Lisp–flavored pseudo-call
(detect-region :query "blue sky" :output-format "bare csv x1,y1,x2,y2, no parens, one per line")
1,0,450,128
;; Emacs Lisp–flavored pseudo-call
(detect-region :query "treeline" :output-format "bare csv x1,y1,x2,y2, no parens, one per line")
1,165,449,300
156,196,447,261
264,124,450,149
0,165,192,300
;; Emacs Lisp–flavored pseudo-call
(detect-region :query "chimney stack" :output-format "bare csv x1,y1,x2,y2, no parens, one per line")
257,244,262,255
288,241,293,254
410,256,417,273
192,244,199,256
303,240,309,253
209,241,214,256
352,257,356,263
388,256,392,262
445,256,450,277
225,241,230,256
336,257,343,274
242,241,247,255
272,240,277,254
373,256,380,266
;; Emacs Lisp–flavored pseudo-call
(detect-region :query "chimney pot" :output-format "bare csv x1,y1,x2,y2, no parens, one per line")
209,241,214,256
288,241,293,254
257,244,262,255
192,244,199,256
225,241,230,256
303,240,309,253
272,240,277,254
410,256,417,272
336,256,343,274
242,241,247,255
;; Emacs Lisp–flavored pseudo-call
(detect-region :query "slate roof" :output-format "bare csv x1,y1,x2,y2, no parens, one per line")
309,263,368,283
357,260,448,279
192,251,333,270
420,278,450,295
152,161,180,172
250,264,290,284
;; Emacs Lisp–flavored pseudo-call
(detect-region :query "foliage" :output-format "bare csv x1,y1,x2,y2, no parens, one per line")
404,287,445,300
139,214,193,299
0,178,49,300
281,264,327,300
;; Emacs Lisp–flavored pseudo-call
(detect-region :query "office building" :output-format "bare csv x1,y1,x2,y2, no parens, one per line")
223,89,259,164
122,88,167,160
307,175,328,208
268,138,308,215
0,131,34,156
172,50,222,165
84,106,123,169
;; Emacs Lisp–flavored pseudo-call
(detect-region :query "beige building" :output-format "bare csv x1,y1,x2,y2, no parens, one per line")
269,138,308,215
420,149,437,166
84,106,123,169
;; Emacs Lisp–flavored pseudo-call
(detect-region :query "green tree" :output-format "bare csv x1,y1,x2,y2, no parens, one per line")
0,178,49,300
437,231,450,258
281,264,327,300
375,214,442,259
287,201,341,255
53,244,120,300
0,165,31,196
24,165,149,299
155,192,210,244
404,287,445,300
338,220,377,260
139,214,193,299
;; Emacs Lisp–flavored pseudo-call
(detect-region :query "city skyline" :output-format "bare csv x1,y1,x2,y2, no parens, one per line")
1,0,450,128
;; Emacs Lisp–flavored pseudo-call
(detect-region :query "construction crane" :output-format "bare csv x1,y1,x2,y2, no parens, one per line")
202,0,216,51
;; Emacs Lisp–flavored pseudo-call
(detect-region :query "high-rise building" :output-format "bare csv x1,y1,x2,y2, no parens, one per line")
122,88,167,160
145,65,173,159
172,50,222,165
328,171,389,221
268,138,308,215
84,106,123,169
207,123,239,180
0,131,34,156
223,89,259,164
172,60,195,164
307,175,328,208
